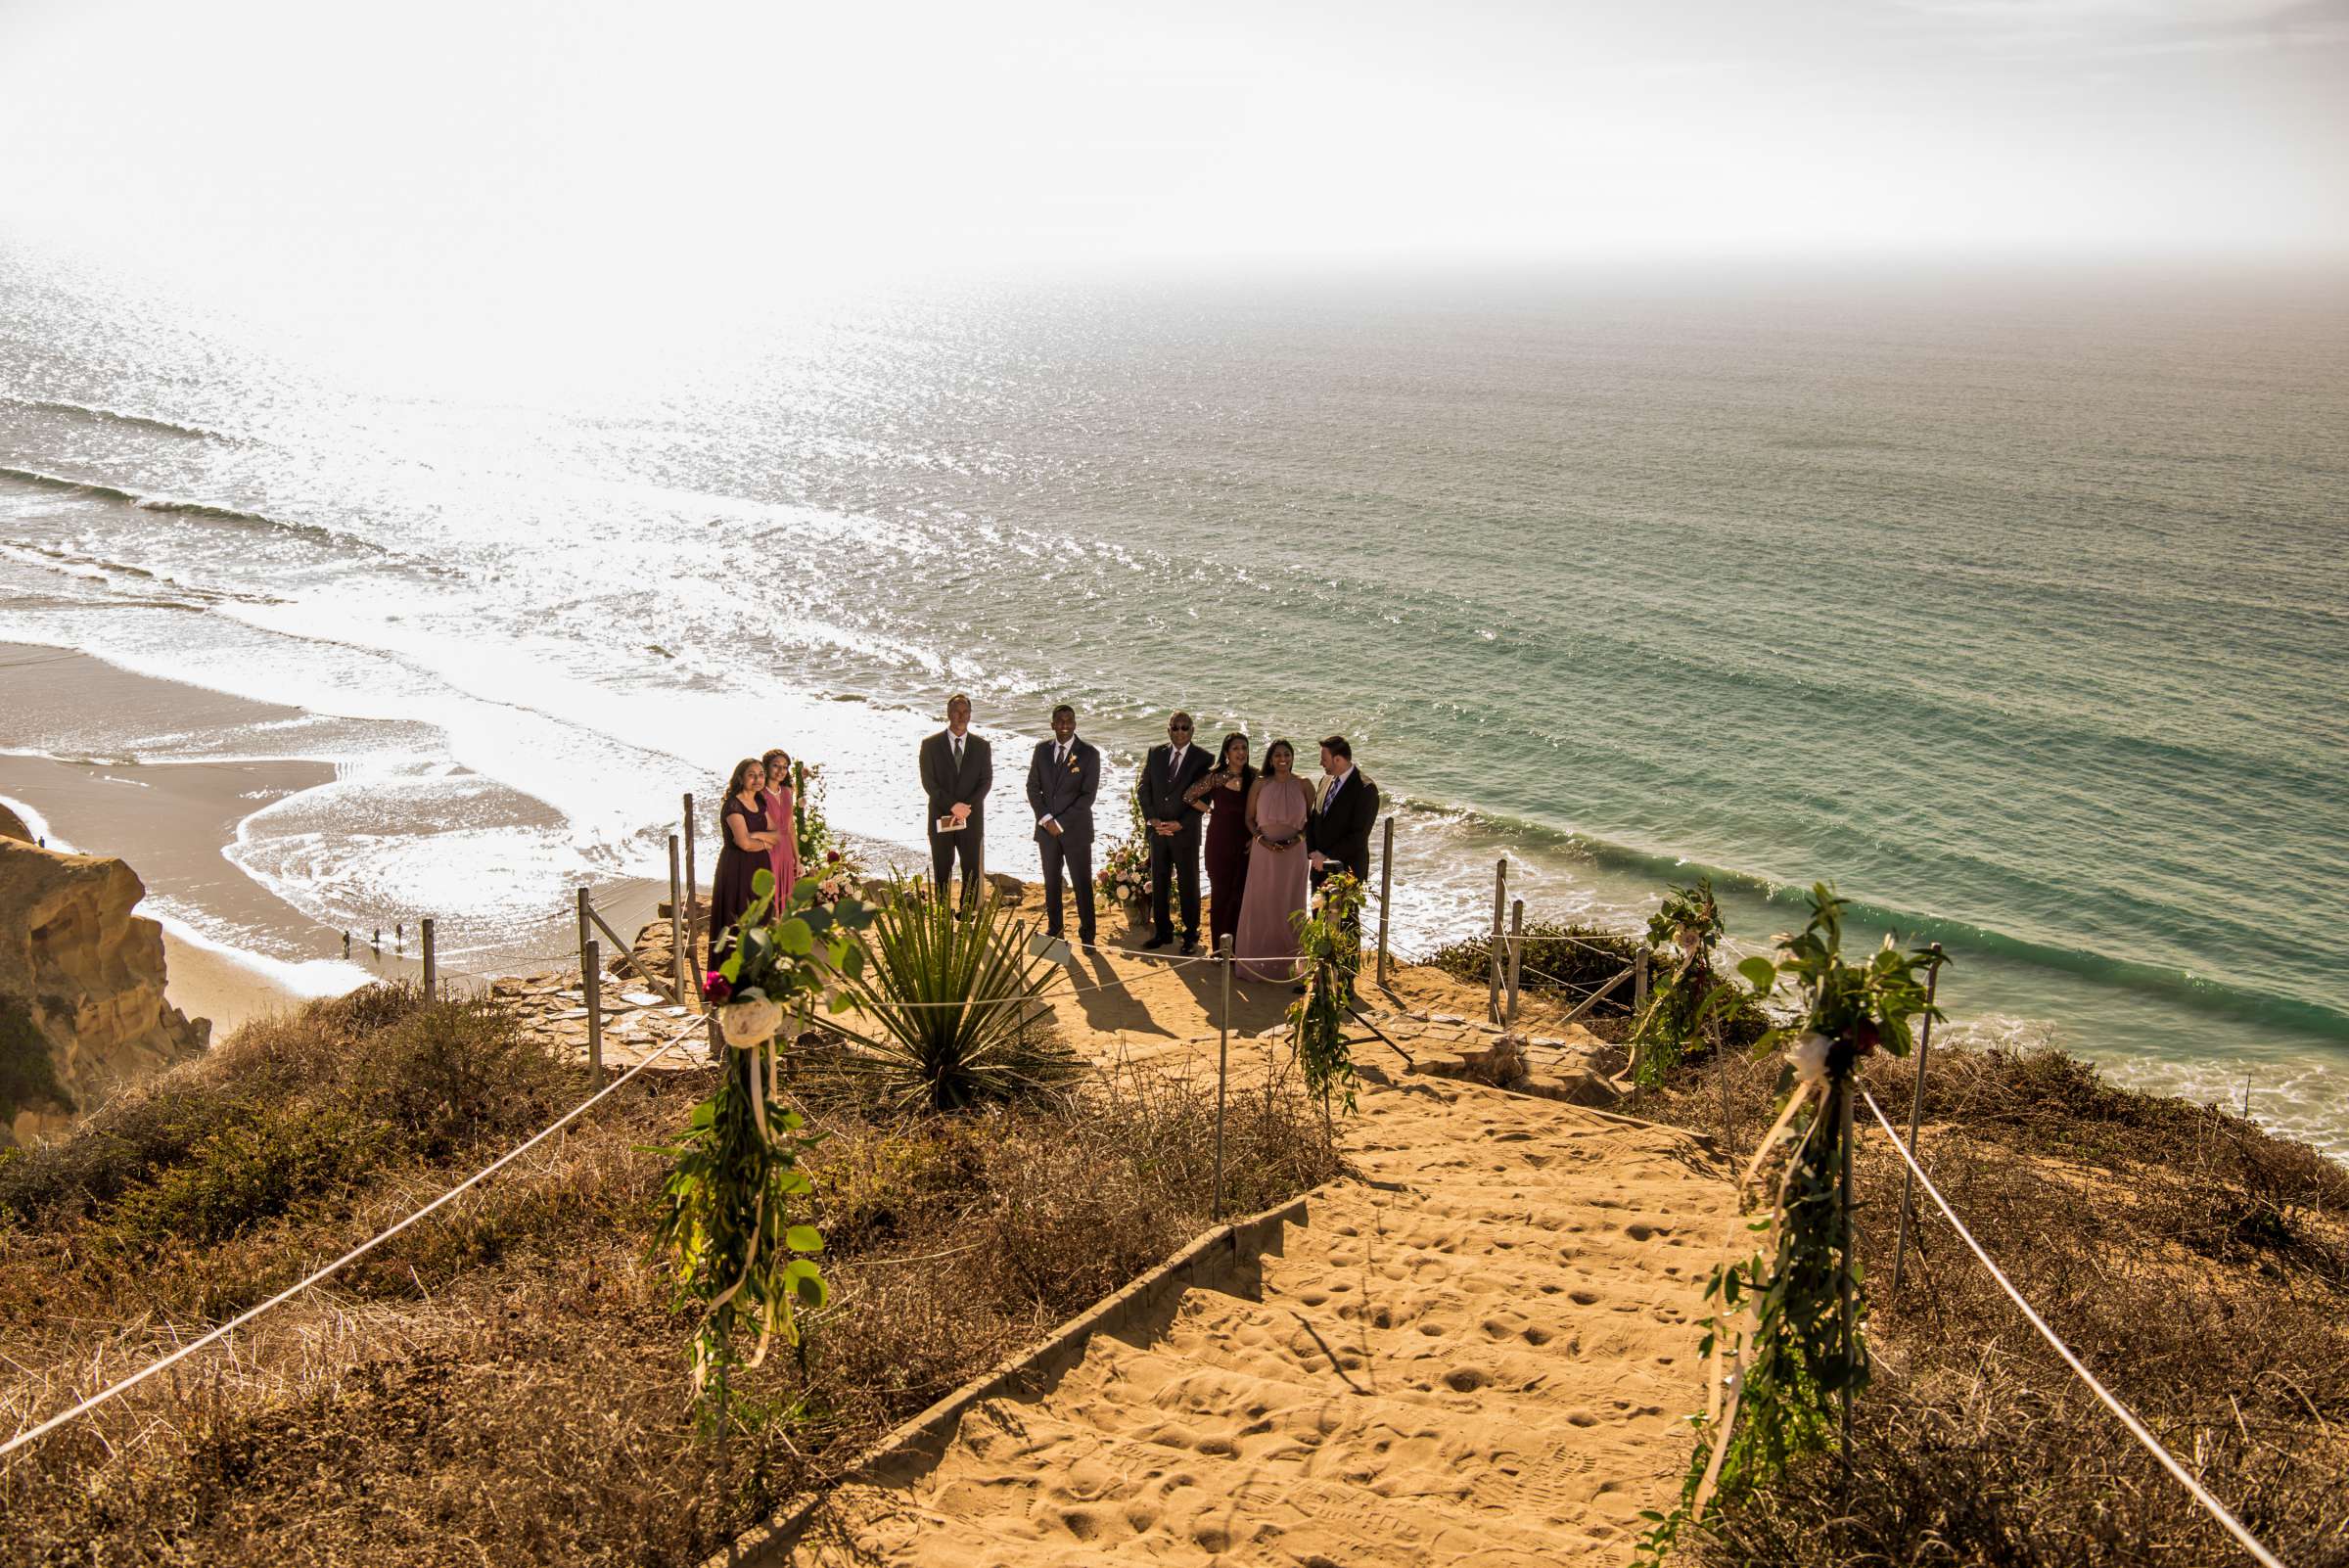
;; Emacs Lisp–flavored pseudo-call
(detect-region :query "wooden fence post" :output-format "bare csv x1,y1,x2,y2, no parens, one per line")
420,917,437,999
1215,933,1233,1222
1486,858,1507,1023
1891,943,1947,1294
668,833,687,1002
1505,899,1524,1026
681,791,699,971
1375,815,1395,988
1634,946,1650,1020
582,936,603,1078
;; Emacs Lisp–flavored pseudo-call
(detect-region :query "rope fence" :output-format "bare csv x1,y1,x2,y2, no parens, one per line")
1859,1087,2287,1568
0,1016,709,1465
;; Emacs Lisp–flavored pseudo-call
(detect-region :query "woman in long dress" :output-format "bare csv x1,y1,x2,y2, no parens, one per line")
760,747,799,908
1234,739,1314,984
711,757,780,963
1186,731,1255,959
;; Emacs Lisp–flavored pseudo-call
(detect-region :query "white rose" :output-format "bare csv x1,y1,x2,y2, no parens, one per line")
1787,1031,1831,1084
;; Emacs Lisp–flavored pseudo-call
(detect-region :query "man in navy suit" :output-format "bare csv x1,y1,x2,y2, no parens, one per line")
1026,704,1100,946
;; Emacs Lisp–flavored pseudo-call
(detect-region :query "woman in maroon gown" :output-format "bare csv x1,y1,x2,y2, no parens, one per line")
710,757,780,963
1185,731,1256,958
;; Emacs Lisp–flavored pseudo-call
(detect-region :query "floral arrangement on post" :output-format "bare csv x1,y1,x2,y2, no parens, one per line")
1094,785,1153,912
1631,878,1727,1088
653,867,877,1423
1635,884,1944,1565
1287,872,1365,1139
792,760,860,886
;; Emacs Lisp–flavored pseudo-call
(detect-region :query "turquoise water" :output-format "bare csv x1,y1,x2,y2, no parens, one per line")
1,254,2343,1150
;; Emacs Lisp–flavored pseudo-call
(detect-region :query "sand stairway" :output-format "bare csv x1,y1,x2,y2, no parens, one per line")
786,967,1735,1568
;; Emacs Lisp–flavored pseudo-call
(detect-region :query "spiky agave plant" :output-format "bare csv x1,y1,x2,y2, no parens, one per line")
834,877,1079,1112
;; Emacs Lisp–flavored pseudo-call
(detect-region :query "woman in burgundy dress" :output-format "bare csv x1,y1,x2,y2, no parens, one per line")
1185,731,1256,958
710,757,780,963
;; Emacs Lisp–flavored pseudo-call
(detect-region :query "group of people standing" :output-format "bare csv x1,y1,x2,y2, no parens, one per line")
707,748,800,959
917,696,1379,985
708,698,1380,986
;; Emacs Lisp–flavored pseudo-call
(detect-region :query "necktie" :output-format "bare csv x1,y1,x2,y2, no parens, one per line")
1168,746,1180,778
1322,776,1339,809
1055,744,1066,767
952,736,962,767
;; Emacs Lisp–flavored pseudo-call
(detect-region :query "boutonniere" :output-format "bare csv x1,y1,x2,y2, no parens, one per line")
1067,756,1082,774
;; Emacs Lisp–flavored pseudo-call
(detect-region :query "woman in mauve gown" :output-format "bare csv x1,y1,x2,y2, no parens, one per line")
1186,731,1256,959
760,747,799,908
1235,739,1314,984
710,757,780,964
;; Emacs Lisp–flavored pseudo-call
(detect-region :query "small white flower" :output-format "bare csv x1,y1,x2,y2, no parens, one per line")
1787,1031,1831,1084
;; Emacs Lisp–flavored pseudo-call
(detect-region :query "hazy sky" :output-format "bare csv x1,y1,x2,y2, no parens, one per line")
1,0,2343,292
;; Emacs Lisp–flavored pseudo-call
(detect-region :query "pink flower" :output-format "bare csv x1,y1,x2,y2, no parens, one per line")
705,973,732,1004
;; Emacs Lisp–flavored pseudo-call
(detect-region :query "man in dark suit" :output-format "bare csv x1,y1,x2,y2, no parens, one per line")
1308,734,1379,888
1025,703,1100,946
1134,710,1214,953
1308,734,1379,995
919,693,991,914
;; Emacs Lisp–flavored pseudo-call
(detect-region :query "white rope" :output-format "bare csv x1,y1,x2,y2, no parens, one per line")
0,1019,705,1465
1859,1088,2287,1568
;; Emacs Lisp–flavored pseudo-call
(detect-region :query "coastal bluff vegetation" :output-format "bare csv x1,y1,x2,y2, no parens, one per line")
0,807,207,1149
0,866,2340,1566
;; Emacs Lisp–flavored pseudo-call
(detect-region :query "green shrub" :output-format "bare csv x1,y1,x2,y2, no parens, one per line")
350,996,569,1158
112,1100,381,1244
0,992,73,1129
1424,921,1646,1011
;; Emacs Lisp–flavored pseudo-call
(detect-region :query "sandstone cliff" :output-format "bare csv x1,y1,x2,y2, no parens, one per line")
0,836,208,1147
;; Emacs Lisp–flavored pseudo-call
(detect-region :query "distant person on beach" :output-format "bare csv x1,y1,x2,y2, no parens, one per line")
1026,704,1099,947
919,694,992,914
760,747,799,909
1185,731,1256,959
1236,739,1314,984
1135,710,1213,953
711,758,780,961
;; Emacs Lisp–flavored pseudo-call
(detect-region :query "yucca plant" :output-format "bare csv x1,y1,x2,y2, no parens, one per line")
834,877,1078,1112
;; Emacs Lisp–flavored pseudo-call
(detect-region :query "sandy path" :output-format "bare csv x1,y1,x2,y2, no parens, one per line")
784,944,1734,1566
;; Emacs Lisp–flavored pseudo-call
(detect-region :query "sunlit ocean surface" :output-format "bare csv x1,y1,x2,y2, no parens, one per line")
2,251,2344,1152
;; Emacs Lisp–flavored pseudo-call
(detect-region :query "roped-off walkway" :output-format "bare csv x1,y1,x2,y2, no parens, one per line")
776,943,1735,1567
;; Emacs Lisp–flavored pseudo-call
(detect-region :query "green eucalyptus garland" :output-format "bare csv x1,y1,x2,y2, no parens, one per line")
1287,872,1365,1133
1636,884,1945,1564
650,868,876,1418
1631,878,1727,1088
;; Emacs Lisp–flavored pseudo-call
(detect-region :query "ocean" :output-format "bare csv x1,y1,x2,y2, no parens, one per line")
2,249,2343,1154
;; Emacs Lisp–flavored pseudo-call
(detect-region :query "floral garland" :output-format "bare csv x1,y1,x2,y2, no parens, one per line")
650,867,876,1419
1636,884,1944,1564
1631,878,1727,1088
1287,872,1365,1134
1094,786,1155,908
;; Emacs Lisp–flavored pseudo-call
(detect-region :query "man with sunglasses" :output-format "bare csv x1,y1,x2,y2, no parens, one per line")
1134,710,1214,954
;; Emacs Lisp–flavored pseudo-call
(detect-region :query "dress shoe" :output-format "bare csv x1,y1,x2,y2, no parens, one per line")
1179,936,1199,955
1141,934,1171,950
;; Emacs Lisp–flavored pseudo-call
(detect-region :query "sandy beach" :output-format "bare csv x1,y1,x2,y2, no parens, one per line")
0,644,682,1037
1,647,390,1038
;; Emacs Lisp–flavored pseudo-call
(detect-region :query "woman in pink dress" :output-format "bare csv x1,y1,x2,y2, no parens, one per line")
1234,739,1315,984
760,747,800,908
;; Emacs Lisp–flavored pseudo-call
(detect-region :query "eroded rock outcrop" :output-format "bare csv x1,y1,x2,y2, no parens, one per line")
0,837,207,1147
